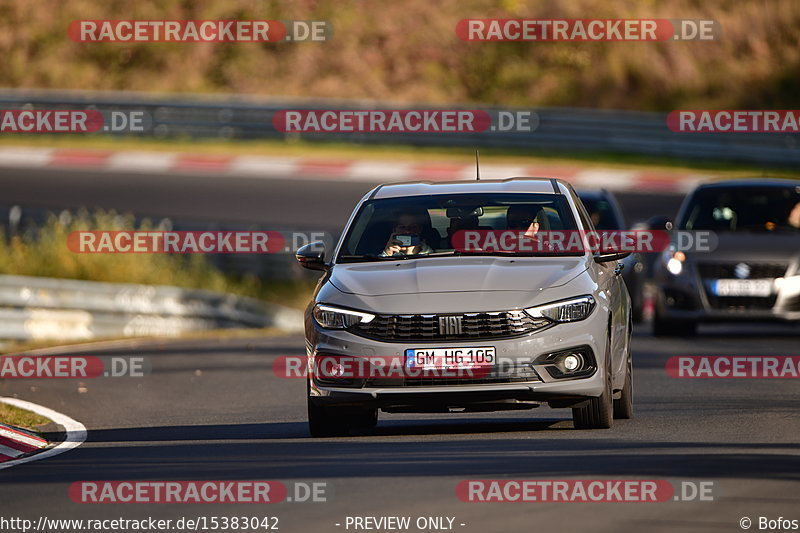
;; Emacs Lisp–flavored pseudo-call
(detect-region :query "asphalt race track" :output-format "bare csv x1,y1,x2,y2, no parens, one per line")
0,166,683,230
1,328,799,532
1,167,798,532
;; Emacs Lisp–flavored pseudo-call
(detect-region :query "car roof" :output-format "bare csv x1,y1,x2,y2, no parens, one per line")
695,178,800,190
370,177,570,199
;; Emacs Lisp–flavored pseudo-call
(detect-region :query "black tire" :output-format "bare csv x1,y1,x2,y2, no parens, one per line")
652,308,697,337
613,350,633,419
351,407,378,429
572,340,614,429
308,396,344,438
307,385,378,437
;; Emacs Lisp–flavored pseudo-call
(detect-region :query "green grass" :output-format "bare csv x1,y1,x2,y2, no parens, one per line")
0,209,317,309
0,403,51,432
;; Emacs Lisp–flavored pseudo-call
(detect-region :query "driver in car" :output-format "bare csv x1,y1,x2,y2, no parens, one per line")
381,211,434,257
505,204,557,252
507,204,543,237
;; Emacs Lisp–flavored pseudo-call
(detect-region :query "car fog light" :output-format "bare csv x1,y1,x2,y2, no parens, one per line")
535,346,596,379
563,354,581,371
330,363,346,377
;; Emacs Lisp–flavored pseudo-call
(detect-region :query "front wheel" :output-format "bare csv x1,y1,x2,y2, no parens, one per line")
613,351,633,419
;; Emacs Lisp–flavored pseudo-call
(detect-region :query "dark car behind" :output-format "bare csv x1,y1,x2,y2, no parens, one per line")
651,179,800,336
578,189,647,322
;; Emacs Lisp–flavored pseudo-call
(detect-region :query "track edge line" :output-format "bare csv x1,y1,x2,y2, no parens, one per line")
0,397,87,471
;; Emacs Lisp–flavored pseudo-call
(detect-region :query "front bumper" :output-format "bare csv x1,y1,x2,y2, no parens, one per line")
654,270,800,322
306,312,608,410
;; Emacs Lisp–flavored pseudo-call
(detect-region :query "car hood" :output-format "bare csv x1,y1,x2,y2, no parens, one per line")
329,256,589,297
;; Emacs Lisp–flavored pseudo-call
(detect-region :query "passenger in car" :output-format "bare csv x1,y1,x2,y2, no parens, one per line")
445,215,480,248
506,205,544,237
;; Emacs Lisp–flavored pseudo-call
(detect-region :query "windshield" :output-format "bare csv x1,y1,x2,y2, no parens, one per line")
680,186,800,232
337,193,580,262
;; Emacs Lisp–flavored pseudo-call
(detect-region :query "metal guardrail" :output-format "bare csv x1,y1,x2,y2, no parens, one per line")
0,274,303,343
0,89,798,167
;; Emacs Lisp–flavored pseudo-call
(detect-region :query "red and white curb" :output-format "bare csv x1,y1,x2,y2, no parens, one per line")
0,397,86,471
0,423,47,461
0,147,711,193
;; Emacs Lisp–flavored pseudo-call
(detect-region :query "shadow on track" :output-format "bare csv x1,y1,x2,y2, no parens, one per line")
7,418,795,486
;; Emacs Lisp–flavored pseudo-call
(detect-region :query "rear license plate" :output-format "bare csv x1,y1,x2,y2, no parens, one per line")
711,279,772,297
405,347,496,371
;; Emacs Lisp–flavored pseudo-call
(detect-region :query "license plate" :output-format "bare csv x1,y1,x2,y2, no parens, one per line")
711,279,772,297
405,347,496,370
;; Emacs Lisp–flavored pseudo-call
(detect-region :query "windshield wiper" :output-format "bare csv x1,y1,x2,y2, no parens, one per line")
339,251,461,261
337,254,389,262
450,250,572,257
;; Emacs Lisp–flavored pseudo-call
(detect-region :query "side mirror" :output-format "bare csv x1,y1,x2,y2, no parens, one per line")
295,242,329,271
646,215,673,231
594,251,631,263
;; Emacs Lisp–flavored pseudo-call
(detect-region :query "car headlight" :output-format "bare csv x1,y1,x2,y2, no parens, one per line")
524,295,595,323
313,304,375,329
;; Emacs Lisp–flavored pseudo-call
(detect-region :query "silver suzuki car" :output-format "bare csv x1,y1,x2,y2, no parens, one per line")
296,178,633,436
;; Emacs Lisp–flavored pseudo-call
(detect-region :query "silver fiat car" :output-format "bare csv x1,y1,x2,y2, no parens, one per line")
296,178,633,436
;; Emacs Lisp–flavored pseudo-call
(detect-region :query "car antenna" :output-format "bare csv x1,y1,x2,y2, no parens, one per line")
475,149,480,181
